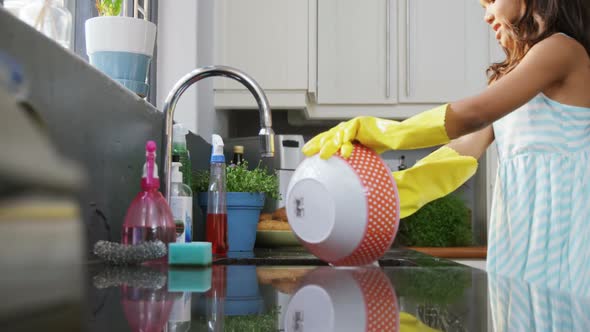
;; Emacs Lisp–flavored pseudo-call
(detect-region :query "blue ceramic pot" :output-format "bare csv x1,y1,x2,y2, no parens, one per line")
198,192,265,252
225,265,264,315
85,16,156,98
88,51,151,97
192,265,264,316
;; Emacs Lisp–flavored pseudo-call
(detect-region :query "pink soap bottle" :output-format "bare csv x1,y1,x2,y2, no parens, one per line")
122,141,176,261
122,282,174,332
121,266,174,332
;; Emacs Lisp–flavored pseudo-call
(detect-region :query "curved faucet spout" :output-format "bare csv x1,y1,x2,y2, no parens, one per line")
162,65,275,201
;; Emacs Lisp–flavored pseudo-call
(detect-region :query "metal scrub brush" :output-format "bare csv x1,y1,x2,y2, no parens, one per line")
92,265,167,289
93,240,167,265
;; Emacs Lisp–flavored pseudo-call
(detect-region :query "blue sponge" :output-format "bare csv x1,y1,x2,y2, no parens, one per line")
168,267,212,292
168,242,212,266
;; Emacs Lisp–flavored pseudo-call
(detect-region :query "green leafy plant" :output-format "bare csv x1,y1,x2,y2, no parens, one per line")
193,306,280,332
224,306,280,331
95,0,123,16
393,267,472,304
192,161,280,200
396,194,473,247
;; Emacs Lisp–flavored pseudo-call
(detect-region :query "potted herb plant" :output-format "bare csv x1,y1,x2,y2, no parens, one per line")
193,161,280,252
85,0,156,97
395,194,473,247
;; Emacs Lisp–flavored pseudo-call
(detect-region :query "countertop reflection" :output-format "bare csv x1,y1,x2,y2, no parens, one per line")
85,263,486,332
2,249,590,331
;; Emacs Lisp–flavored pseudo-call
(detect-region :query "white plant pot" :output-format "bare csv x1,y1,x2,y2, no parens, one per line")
85,16,157,97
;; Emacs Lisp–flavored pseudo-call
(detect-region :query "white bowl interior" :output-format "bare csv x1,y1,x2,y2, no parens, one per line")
286,155,367,262
287,178,335,243
285,285,335,332
285,270,366,331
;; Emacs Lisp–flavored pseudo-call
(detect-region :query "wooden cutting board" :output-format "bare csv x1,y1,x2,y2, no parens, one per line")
409,246,487,259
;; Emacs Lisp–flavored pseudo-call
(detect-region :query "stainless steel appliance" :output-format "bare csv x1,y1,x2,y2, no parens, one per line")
225,135,305,212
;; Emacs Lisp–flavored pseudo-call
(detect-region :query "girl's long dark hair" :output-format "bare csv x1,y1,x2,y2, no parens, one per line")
487,0,590,84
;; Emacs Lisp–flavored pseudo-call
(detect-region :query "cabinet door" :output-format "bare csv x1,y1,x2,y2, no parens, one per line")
214,0,308,91
400,0,489,102
317,0,397,104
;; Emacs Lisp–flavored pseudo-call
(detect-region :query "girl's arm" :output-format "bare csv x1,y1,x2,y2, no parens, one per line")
445,34,579,139
446,125,494,159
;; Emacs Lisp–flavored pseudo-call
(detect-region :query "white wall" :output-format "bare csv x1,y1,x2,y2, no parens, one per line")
157,0,228,142
197,0,229,142
156,0,198,132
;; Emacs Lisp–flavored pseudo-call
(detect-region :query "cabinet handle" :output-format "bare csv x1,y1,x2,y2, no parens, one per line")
386,0,391,99
406,0,411,97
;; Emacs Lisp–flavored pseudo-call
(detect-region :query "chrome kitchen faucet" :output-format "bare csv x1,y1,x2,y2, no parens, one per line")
162,65,275,202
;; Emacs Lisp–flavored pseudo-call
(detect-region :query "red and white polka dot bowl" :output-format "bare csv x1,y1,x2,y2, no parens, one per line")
286,143,400,266
284,267,399,332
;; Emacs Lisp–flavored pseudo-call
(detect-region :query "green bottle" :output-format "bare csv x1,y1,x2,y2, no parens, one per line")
173,123,192,189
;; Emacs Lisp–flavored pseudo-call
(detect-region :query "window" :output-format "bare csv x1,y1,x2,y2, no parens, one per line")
3,0,159,105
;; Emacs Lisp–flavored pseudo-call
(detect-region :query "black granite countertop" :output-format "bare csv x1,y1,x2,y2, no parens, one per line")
2,248,589,331
212,247,461,267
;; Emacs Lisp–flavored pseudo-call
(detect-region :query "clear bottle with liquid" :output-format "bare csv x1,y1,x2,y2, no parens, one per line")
206,134,228,255
170,156,193,243
230,145,244,167
205,265,226,332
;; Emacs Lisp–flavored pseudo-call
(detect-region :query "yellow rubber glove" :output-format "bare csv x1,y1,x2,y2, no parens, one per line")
400,312,442,332
302,104,450,159
393,146,478,218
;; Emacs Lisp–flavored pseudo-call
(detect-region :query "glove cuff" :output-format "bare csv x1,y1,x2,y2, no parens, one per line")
394,104,451,149
414,146,466,165
393,145,478,218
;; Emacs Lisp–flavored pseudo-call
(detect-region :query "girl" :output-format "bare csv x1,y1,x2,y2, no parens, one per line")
303,0,590,290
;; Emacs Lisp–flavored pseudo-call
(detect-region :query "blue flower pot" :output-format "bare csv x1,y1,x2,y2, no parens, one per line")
198,192,265,252
193,265,264,316
225,265,264,315
88,51,152,97
85,17,157,98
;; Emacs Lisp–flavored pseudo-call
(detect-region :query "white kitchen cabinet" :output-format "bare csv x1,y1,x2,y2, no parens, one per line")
213,0,309,109
316,0,489,105
307,0,491,118
316,0,397,104
213,0,492,117
399,0,489,103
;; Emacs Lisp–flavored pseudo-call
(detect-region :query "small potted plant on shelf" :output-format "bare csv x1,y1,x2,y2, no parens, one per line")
193,161,280,252
85,0,156,98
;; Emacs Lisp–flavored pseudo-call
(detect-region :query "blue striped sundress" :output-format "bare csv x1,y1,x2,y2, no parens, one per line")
487,92,590,293
488,273,590,331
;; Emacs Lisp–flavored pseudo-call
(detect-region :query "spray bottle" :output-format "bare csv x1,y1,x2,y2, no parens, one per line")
206,134,228,255
122,141,176,260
